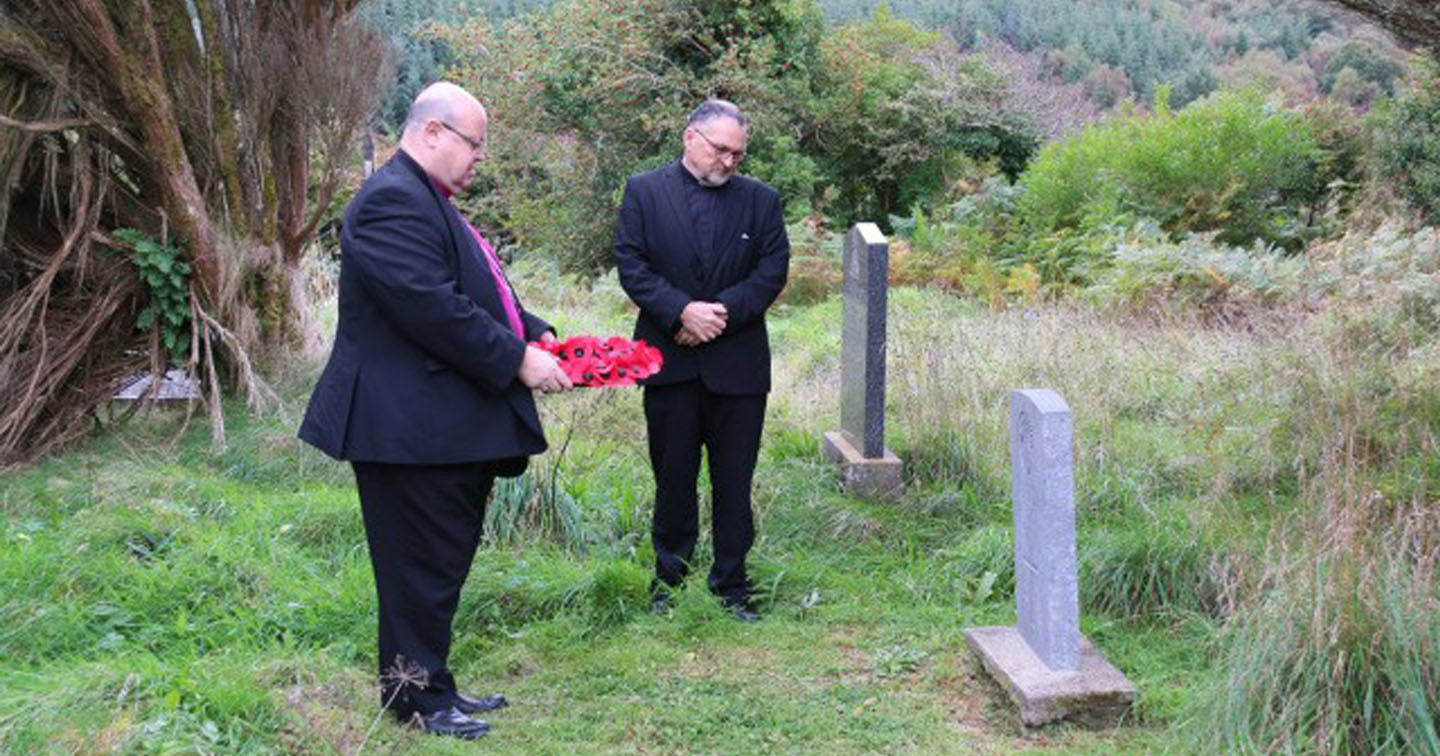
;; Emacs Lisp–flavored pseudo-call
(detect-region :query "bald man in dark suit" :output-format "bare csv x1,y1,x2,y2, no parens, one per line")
300,82,571,739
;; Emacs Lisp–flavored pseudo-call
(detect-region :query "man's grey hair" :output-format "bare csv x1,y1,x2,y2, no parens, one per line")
687,99,748,131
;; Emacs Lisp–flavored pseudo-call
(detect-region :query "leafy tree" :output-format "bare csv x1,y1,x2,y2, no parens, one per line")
1320,41,1404,96
361,0,560,131
813,8,1034,227
1373,69,1440,223
437,0,1033,273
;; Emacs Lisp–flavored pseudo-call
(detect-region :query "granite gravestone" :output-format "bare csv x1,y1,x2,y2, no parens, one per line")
1011,389,1080,670
964,390,1135,728
822,223,902,498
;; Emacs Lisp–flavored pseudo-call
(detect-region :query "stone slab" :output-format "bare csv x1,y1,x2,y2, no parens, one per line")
113,368,202,402
1010,389,1079,670
964,625,1136,729
823,429,902,499
839,223,890,458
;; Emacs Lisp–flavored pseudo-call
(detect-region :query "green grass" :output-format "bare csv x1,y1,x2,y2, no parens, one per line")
3,251,1438,752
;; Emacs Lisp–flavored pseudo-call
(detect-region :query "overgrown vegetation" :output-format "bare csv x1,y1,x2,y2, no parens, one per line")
424,0,1036,274
1018,88,1359,251
5,212,1440,749
1374,65,1440,224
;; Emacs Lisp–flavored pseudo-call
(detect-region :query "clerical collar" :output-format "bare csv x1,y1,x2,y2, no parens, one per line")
679,157,726,189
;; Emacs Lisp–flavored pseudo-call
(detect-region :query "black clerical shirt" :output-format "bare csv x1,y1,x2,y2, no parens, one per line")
680,160,725,278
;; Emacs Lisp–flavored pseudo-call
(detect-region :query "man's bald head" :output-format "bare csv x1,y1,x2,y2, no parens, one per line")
400,82,489,195
404,82,484,136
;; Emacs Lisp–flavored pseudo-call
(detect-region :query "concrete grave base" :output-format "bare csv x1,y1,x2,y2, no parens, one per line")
964,625,1136,729
822,429,902,499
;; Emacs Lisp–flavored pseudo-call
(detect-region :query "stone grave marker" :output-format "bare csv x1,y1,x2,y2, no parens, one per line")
822,222,902,498
965,390,1135,728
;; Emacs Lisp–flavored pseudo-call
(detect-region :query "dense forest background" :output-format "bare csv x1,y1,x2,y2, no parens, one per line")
357,0,1430,281
380,0,1411,117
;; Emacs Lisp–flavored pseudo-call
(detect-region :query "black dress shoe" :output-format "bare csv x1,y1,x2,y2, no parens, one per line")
454,691,507,714
723,597,760,622
414,707,490,739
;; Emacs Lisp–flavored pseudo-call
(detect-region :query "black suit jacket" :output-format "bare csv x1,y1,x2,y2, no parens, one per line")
613,161,789,395
300,149,551,466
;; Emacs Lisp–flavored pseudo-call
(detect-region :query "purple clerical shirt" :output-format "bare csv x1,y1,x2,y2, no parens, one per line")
431,178,525,338
466,222,525,339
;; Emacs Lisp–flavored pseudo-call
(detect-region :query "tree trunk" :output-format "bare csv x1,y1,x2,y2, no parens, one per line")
74,0,222,299
254,255,322,355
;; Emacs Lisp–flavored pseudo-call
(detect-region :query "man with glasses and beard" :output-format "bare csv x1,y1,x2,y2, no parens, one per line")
613,99,790,621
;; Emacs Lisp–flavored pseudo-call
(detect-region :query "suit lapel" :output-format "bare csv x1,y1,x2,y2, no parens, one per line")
383,151,543,440
661,162,701,263
394,151,501,308
392,151,532,333
394,151,468,277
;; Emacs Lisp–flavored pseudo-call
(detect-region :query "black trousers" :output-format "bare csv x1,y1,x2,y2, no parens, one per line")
644,380,766,601
351,461,494,717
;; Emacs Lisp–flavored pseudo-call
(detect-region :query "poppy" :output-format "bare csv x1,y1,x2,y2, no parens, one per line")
530,335,664,387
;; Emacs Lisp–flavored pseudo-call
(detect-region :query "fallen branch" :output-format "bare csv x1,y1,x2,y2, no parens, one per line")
0,111,91,132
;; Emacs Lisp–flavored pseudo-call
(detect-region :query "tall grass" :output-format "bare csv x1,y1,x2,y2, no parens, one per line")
485,468,587,548
1183,222,1440,752
1192,496,1440,755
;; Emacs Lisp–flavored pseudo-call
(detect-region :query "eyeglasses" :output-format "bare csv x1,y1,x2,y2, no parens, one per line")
439,121,486,154
692,128,746,164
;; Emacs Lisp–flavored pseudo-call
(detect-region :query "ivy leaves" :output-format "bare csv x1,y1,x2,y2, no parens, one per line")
115,229,192,363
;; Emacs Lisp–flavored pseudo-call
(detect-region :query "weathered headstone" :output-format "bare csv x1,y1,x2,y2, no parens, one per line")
822,222,902,498
964,390,1135,728
1012,389,1080,670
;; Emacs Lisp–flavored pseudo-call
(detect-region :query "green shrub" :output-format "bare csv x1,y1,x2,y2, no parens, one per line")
1017,88,1354,258
1374,69,1440,225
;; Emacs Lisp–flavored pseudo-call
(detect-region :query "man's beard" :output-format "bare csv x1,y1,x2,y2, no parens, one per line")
697,171,731,187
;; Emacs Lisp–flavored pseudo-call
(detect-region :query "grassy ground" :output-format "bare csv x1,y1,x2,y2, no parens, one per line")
2,249,1434,753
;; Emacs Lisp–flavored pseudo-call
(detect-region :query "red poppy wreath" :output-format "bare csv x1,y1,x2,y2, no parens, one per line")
530,336,663,387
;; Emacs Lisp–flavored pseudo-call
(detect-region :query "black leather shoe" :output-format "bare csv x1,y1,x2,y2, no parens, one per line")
454,692,507,714
414,707,490,739
724,597,760,622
